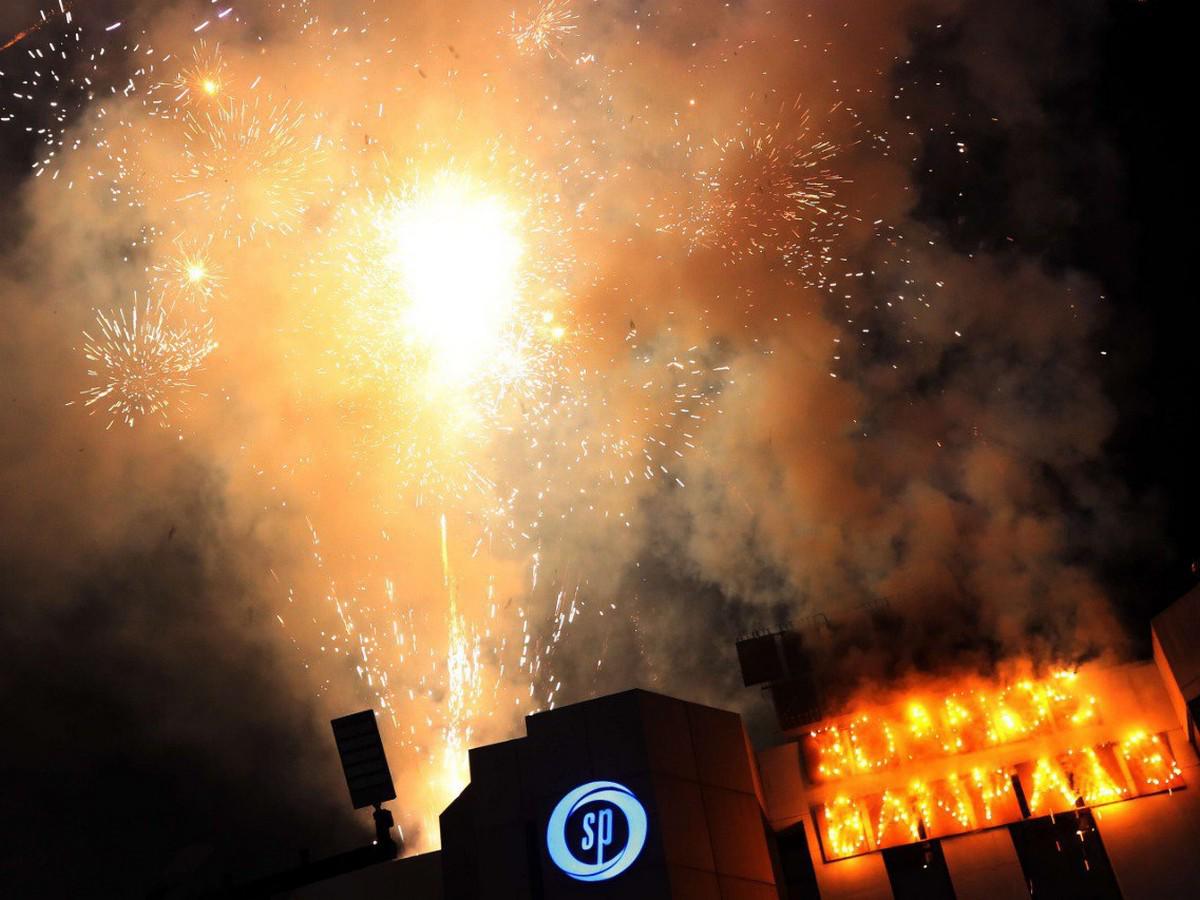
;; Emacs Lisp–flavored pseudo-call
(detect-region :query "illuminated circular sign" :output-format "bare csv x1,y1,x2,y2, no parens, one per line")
546,780,648,882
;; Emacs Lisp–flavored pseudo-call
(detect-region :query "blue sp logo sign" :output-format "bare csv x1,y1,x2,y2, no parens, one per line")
546,781,648,882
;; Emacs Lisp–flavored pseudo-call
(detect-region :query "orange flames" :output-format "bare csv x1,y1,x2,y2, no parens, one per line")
807,669,1184,861
1120,731,1185,791
821,795,870,858
806,669,1098,782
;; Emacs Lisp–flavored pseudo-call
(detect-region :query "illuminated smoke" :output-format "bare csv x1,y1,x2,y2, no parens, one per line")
0,0,1134,855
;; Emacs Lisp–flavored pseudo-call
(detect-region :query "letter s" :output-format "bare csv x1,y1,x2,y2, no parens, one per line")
581,811,595,851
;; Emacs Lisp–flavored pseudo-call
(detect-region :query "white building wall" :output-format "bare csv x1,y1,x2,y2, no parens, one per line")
1097,728,1200,900
940,828,1028,900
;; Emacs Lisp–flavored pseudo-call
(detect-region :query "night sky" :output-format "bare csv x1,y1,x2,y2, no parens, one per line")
0,1,1192,897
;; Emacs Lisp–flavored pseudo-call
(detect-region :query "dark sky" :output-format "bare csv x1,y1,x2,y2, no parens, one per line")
899,0,1195,634
0,1,1192,897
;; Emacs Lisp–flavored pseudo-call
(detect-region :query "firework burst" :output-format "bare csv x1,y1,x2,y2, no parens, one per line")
509,0,579,59
665,108,847,279
3,1,864,852
150,237,225,306
80,299,216,429
171,40,231,107
307,160,575,510
176,98,314,243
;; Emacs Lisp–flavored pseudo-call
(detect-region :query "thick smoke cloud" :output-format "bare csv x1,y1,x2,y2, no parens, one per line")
523,0,1142,724
0,0,1157,893
0,262,366,894
534,0,1135,711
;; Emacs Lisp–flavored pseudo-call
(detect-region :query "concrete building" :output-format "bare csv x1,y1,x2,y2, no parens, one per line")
277,586,1200,899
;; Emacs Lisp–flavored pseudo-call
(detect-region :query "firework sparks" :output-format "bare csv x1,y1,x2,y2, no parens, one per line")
0,3,73,54
176,98,314,242
151,237,225,306
509,0,579,59
310,163,574,509
439,513,482,803
4,0,853,852
79,299,216,429
171,40,231,107
380,173,525,385
663,106,848,279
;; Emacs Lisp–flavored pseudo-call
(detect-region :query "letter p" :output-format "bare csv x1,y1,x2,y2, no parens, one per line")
596,807,613,865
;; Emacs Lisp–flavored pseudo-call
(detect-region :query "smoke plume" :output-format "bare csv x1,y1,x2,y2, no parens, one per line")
0,0,1148,892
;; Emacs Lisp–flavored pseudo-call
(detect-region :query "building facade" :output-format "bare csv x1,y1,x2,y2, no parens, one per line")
288,586,1200,899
